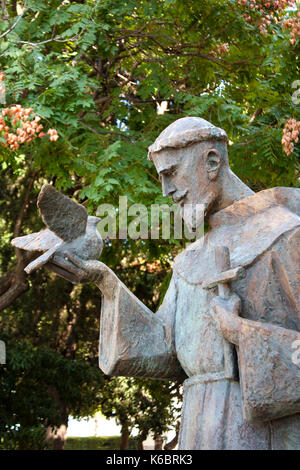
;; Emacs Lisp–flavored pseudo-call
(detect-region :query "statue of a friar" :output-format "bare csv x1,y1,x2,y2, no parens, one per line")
13,117,300,450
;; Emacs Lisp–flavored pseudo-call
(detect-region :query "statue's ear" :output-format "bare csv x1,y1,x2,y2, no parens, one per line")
205,148,221,181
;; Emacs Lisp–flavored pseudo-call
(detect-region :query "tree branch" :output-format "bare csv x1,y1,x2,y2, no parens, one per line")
0,2,27,40
15,32,83,47
0,169,39,312
0,278,29,311
79,121,131,141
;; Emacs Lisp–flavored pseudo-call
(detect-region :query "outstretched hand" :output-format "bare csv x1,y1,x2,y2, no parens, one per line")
65,253,105,283
44,251,119,299
45,253,106,284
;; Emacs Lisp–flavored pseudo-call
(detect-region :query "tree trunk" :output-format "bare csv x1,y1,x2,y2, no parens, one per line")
94,413,99,437
164,429,179,450
46,422,68,450
45,386,69,450
0,169,38,312
137,436,144,450
120,422,130,450
154,433,163,450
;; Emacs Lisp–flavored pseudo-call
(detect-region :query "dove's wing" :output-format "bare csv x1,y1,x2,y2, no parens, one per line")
37,184,88,242
12,229,61,252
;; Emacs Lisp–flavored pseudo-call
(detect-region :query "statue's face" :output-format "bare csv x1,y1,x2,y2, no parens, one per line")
152,141,223,230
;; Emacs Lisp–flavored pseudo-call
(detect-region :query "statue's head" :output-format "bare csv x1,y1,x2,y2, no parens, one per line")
148,117,229,229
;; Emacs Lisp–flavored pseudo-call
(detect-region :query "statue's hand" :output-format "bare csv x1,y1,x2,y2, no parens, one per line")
211,293,241,346
65,253,107,283
45,252,119,297
45,253,108,284
212,293,241,317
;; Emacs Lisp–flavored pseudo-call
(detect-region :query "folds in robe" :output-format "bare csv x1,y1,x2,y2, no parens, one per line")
98,274,187,381
238,317,300,423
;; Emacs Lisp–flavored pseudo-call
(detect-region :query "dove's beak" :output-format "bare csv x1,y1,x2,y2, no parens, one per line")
88,216,101,225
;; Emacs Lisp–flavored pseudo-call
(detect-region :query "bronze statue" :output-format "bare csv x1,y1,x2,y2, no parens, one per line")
13,117,300,450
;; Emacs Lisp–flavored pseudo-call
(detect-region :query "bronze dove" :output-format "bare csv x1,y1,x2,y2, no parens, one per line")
12,184,103,276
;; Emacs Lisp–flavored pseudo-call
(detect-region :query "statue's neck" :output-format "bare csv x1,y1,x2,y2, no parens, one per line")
214,169,254,213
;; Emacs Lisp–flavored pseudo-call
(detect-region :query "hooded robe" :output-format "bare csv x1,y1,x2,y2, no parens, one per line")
99,187,300,450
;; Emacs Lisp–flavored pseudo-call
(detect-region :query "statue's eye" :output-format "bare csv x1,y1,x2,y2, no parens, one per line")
159,167,176,180
164,169,175,177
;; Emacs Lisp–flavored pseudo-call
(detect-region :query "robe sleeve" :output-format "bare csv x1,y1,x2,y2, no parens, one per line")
98,270,187,381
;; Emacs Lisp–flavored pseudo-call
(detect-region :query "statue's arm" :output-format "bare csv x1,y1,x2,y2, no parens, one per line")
98,267,186,381
51,253,186,381
212,226,300,347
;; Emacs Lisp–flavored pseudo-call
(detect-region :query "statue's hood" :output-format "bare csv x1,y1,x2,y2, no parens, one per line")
173,187,300,285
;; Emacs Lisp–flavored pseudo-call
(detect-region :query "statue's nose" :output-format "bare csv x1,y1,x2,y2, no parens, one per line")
161,175,176,198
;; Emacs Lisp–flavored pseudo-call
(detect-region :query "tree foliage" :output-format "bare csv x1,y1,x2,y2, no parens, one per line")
0,0,299,450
